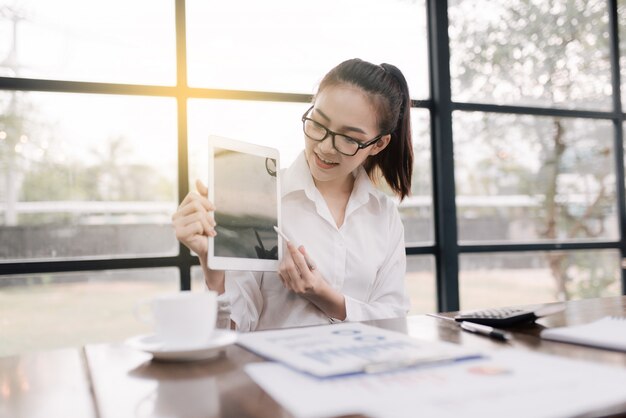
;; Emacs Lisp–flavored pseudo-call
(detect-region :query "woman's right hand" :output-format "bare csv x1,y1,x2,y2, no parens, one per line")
172,179,216,258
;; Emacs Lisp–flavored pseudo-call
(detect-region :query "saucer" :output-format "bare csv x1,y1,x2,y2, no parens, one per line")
125,330,237,362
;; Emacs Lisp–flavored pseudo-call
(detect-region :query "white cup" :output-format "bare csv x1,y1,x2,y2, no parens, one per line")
135,291,217,349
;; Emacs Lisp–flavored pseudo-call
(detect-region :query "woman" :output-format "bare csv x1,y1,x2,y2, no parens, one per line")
172,58,413,331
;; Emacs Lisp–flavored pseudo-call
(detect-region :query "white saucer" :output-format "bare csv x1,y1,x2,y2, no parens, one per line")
125,330,238,362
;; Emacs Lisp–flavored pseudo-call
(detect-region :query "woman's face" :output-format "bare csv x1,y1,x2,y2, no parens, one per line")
304,84,390,187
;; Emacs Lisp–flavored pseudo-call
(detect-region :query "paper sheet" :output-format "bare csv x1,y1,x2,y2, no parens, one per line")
245,349,626,418
541,316,626,351
237,322,479,377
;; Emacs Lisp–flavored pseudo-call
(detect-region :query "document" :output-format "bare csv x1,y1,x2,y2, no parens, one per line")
541,316,626,351
237,322,480,377
245,349,626,418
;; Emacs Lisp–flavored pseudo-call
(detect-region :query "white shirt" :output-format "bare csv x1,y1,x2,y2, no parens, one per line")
223,152,410,331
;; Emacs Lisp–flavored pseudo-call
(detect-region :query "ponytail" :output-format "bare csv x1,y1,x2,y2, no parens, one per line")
317,59,413,200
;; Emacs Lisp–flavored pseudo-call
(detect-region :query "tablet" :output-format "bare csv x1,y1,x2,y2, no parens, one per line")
207,135,281,271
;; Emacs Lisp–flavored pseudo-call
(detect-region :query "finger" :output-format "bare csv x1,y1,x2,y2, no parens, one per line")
176,203,216,229
196,179,208,197
195,212,214,235
288,242,310,274
277,270,289,288
200,213,217,236
280,258,302,290
174,218,204,234
298,246,316,271
179,191,200,208
284,261,302,289
177,212,215,237
278,266,294,290
177,199,215,219
180,191,215,212
175,221,204,241
284,250,302,275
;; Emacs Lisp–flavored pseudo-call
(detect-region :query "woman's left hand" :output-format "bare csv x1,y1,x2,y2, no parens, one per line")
278,242,325,295
278,242,347,320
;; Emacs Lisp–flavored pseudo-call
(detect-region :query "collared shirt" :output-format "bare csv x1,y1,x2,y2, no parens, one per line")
223,151,410,331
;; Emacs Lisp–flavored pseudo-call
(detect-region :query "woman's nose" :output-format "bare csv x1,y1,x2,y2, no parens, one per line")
318,134,336,153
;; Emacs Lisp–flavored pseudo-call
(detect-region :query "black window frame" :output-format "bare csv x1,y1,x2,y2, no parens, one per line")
0,0,624,312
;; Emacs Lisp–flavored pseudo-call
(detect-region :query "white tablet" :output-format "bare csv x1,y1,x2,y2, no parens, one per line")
207,135,281,271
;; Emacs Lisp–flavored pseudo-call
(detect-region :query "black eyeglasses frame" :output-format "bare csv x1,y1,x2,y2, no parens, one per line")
301,105,386,157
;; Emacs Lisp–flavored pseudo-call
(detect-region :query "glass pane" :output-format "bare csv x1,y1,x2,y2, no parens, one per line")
186,0,429,98
0,0,175,85
188,99,305,182
620,0,626,110
0,91,178,260
400,109,433,245
0,268,179,356
453,112,617,243
460,250,621,310
449,0,612,110
406,255,436,314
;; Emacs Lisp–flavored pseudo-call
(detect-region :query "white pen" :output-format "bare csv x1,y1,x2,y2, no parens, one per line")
460,321,511,341
426,313,512,342
273,226,316,270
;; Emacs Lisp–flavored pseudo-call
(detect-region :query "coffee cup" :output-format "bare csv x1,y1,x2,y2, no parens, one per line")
135,291,217,349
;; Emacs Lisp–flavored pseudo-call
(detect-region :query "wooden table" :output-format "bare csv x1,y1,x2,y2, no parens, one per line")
2,296,626,418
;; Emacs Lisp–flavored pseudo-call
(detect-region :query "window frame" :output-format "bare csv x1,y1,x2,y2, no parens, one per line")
0,0,624,311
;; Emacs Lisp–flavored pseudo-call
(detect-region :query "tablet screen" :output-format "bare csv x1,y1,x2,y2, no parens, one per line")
208,136,281,271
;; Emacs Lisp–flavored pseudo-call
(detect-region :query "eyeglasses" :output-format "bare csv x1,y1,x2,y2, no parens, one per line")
301,105,385,156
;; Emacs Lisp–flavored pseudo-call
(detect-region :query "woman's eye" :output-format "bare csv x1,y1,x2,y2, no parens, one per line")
340,135,359,144
311,121,325,130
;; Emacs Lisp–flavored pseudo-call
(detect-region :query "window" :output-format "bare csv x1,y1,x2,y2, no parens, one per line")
0,92,178,260
186,0,429,97
449,0,611,110
459,250,621,310
453,112,617,243
0,268,179,355
0,0,176,84
1,0,625,355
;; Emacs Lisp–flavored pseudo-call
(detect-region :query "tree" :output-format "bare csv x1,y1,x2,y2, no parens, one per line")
0,92,48,225
449,0,617,299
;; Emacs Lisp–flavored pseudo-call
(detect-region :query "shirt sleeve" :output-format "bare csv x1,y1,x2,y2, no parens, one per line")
343,206,410,322
223,270,264,332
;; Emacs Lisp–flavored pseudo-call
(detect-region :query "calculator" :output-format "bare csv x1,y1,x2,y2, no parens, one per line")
454,307,538,327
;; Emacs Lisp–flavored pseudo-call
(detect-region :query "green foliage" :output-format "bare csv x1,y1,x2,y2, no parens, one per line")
450,0,610,107
21,161,97,201
568,252,619,299
450,0,618,299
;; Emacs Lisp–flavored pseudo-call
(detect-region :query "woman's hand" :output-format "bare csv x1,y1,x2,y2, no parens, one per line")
171,179,216,258
172,180,225,293
278,242,323,295
278,243,347,320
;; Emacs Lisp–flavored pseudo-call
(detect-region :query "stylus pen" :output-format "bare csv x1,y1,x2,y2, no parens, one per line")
427,313,512,342
273,226,316,270
460,321,511,341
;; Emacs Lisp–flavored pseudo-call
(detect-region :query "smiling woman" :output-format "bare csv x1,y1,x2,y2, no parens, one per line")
174,58,417,331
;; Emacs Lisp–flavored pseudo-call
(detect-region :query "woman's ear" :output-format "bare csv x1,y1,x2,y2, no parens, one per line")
369,134,391,156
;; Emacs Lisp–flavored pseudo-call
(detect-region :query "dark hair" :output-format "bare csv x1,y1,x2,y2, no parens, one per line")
316,58,413,200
